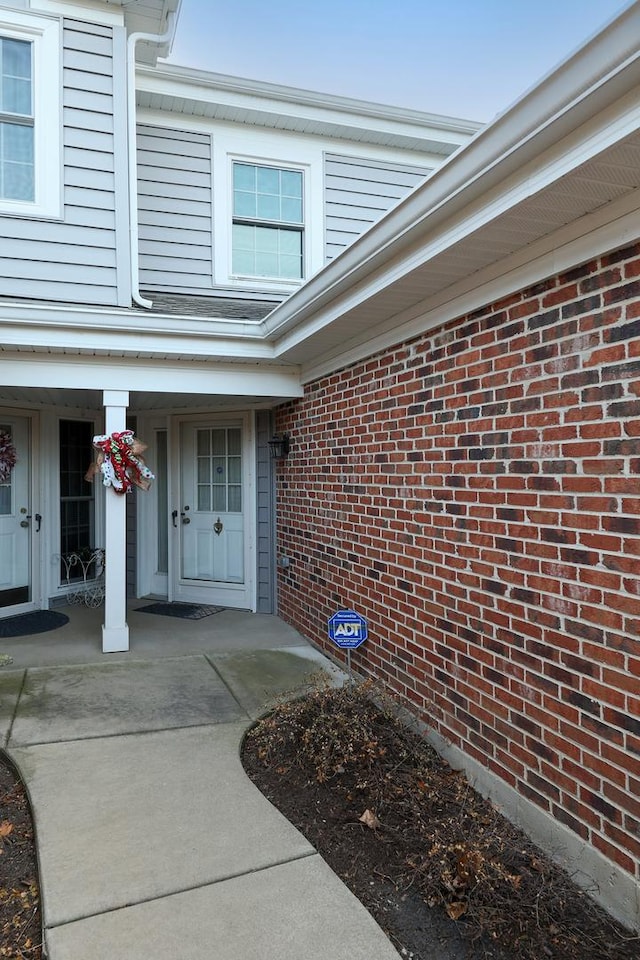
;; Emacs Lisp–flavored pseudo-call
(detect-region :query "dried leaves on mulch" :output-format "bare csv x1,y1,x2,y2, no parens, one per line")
0,757,41,959
242,679,639,960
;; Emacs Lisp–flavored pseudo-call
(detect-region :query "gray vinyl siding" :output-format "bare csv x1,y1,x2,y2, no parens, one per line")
324,153,431,261
255,410,275,614
0,19,123,306
137,124,213,291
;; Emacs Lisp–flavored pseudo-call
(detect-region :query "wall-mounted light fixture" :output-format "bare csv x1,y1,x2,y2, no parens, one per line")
268,433,290,459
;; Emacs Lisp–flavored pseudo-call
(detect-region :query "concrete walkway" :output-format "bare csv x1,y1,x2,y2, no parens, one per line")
0,613,400,959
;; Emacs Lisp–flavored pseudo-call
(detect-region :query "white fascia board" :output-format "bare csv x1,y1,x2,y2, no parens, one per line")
298,189,640,383
0,300,267,337
136,66,480,150
147,65,480,134
0,302,276,360
1,354,304,398
0,324,275,361
263,41,640,347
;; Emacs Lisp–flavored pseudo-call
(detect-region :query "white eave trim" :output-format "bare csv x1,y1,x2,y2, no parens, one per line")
0,301,274,361
135,65,480,151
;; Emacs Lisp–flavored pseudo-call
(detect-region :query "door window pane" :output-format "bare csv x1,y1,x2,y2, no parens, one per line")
194,427,242,513
156,431,168,574
59,420,95,582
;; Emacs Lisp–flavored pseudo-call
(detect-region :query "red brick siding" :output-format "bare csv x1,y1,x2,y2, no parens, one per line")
275,241,640,878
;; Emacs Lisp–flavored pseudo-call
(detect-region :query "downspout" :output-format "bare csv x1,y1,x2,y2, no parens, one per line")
127,12,178,309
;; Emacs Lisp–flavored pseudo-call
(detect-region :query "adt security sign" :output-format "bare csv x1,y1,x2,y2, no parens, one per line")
328,609,368,649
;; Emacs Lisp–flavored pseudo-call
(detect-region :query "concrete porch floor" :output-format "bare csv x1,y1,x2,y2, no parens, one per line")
0,602,322,670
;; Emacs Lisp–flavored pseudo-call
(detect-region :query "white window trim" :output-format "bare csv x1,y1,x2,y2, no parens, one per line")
211,128,327,292
0,9,61,219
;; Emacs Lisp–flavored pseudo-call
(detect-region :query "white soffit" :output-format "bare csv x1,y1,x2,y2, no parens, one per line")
276,129,640,369
135,68,480,155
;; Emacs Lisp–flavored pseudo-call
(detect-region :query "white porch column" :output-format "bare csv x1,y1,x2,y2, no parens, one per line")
102,390,130,653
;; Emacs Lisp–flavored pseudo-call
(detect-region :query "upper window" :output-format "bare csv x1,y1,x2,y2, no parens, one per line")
232,162,304,280
0,11,60,218
0,37,34,202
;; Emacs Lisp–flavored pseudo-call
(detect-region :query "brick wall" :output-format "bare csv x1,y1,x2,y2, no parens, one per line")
275,241,640,883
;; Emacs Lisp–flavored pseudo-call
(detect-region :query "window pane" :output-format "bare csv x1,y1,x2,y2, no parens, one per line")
197,486,210,512
232,223,254,251
59,420,96,581
234,190,256,218
228,457,241,483
196,430,210,456
197,458,210,483
256,193,280,221
1,123,33,201
3,77,30,115
257,166,279,194
228,429,241,455
212,430,225,456
156,431,168,574
281,169,302,198
1,39,31,116
280,229,302,255
212,486,226,512
233,222,303,279
4,122,32,161
3,39,31,79
232,248,254,275
281,196,302,223
279,253,303,279
233,163,255,191
254,225,278,252
255,251,279,276
0,485,9,515
228,486,242,513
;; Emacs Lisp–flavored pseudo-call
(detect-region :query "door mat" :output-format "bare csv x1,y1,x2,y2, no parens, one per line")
0,610,69,638
136,602,225,620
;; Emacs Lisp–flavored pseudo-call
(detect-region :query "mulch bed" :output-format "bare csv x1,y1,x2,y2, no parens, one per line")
0,757,41,959
242,680,639,960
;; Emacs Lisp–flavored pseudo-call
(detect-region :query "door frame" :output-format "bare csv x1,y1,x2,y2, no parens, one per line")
0,408,41,618
169,410,256,611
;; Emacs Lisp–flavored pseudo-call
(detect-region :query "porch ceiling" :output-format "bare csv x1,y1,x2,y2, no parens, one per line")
0,387,284,413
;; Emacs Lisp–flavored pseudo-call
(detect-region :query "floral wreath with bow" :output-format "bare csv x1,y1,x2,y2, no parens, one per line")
86,430,155,495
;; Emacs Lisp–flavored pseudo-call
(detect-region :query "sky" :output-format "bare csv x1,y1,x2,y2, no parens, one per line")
167,0,629,123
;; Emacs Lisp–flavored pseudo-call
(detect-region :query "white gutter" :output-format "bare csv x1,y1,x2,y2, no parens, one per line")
127,10,180,310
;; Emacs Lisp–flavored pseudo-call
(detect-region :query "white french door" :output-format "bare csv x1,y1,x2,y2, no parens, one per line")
172,416,254,609
0,413,38,616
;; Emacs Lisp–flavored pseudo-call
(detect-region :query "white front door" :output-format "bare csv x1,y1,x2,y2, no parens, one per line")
0,415,36,615
173,419,253,608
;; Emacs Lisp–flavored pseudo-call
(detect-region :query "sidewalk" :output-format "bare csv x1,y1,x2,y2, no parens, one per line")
0,629,401,959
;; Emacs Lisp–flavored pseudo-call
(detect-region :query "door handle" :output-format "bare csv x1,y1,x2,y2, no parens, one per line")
171,510,178,528
21,513,41,531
